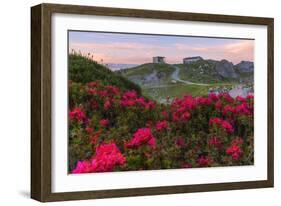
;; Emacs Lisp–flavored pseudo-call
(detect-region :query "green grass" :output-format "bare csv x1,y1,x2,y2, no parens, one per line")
175,60,221,84
142,82,240,102
121,63,175,77
176,60,240,84
69,54,141,93
143,83,211,102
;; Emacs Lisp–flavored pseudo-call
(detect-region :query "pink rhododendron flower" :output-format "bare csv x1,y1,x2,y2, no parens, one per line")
121,99,136,107
126,128,156,148
87,88,99,95
247,94,254,100
103,100,111,110
226,139,243,161
99,119,109,127
197,155,212,167
69,107,86,122
221,120,234,134
175,137,186,147
72,142,126,173
156,120,168,131
87,81,98,88
181,111,191,121
232,137,244,145
196,96,212,105
236,96,246,103
147,136,156,148
90,131,101,145
209,117,222,125
215,101,222,110
105,85,120,96
72,160,92,174
98,90,109,98
123,90,138,99
209,117,234,134
208,136,222,149
208,93,219,102
161,111,169,119
85,127,94,134
235,103,251,115
223,105,235,116
219,93,234,103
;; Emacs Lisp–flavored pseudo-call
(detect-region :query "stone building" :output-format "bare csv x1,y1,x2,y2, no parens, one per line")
183,56,203,64
153,56,166,64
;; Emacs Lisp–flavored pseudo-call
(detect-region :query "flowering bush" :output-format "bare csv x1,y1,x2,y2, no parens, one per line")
69,81,254,173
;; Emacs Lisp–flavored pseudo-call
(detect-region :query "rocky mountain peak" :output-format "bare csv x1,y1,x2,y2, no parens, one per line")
215,59,237,78
235,61,254,73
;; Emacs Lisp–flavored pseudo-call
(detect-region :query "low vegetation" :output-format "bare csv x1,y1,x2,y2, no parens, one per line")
68,54,254,173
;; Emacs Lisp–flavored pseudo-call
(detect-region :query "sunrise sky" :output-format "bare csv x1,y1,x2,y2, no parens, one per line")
69,31,254,65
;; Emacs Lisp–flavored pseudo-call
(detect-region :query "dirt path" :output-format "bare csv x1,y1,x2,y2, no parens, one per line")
171,66,210,86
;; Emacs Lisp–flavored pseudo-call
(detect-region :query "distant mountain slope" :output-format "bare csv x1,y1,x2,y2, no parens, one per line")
117,63,176,86
69,54,141,93
176,60,221,84
119,59,254,86
177,59,254,84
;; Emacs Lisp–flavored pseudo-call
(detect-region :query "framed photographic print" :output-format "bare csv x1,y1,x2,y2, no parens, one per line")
31,3,274,202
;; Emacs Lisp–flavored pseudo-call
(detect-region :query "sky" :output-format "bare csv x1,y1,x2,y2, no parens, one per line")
69,31,254,65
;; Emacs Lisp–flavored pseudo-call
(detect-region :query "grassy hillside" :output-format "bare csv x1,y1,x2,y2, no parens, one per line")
120,63,175,77
176,60,239,84
69,54,141,93
177,60,253,84
176,60,220,83
143,83,211,102
118,63,175,85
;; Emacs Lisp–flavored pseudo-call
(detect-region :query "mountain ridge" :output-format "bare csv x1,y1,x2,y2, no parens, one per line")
117,58,254,85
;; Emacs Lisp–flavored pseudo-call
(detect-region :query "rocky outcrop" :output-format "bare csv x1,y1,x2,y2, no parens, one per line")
235,61,254,73
215,60,237,78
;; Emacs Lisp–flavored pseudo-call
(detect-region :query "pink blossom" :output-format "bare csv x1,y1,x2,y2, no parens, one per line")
103,100,111,110
87,81,98,88
223,105,235,116
236,96,246,103
209,117,234,134
105,85,120,96
126,128,156,149
226,138,243,161
123,90,138,99
209,117,222,125
156,120,168,131
181,111,191,121
175,137,186,147
235,103,251,115
69,107,86,122
197,156,212,167
196,96,212,105
215,101,222,110
247,94,254,100
219,93,234,103
208,93,219,102
85,127,94,134
99,119,109,127
221,120,234,134
208,136,222,149
72,142,126,173
72,160,92,174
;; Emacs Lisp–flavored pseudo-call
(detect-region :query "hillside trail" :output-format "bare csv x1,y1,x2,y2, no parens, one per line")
171,65,210,86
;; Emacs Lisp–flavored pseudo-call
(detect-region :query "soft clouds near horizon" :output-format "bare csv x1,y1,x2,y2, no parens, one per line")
69,31,254,65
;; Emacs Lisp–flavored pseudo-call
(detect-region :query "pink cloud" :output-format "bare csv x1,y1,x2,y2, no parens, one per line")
69,40,254,64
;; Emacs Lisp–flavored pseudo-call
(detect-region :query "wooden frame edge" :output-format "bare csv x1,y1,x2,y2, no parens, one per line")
31,3,274,202
31,4,43,201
